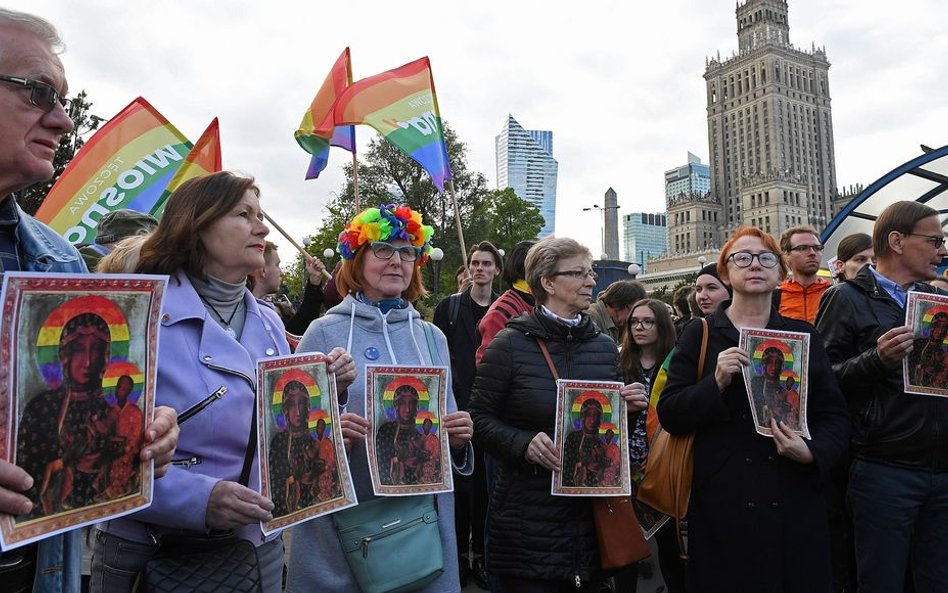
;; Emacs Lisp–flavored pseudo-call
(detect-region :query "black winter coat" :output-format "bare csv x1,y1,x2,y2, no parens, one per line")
657,304,850,593
469,309,620,586
815,266,948,470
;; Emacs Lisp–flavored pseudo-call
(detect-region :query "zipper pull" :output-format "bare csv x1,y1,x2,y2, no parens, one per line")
575,575,581,588
361,537,371,558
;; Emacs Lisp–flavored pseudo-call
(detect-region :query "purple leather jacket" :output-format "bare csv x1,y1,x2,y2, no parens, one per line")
99,272,290,545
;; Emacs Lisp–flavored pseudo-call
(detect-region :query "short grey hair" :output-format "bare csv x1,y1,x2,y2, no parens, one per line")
525,236,593,305
0,9,65,61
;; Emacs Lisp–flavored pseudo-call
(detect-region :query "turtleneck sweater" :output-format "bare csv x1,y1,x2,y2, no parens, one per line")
188,273,248,339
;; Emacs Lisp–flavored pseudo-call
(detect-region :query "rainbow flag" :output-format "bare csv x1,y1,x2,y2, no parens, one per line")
34,97,192,245
333,57,452,192
152,118,222,217
296,48,356,180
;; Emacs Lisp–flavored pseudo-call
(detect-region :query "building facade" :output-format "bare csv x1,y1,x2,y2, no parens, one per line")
495,115,558,237
704,0,837,238
623,212,667,273
665,152,711,201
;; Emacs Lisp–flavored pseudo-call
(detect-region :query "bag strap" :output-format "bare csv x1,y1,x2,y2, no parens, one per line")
238,401,257,487
536,338,559,381
422,321,442,366
696,317,709,379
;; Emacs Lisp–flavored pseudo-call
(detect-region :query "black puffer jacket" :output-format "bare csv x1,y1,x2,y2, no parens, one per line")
815,265,948,470
469,309,620,585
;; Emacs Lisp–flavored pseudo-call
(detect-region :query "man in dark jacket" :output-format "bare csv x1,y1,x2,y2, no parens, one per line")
816,200,948,593
433,240,501,588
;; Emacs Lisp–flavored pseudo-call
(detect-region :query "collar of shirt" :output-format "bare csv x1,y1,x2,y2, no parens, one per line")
0,196,21,227
869,265,906,307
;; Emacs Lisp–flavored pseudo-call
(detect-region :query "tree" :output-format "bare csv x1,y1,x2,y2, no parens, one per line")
480,188,545,249
14,91,102,215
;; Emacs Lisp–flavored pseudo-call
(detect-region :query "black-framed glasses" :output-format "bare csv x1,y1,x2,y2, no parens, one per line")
788,244,824,253
628,317,656,330
551,268,598,280
908,233,947,249
0,74,70,113
727,251,780,268
368,241,421,262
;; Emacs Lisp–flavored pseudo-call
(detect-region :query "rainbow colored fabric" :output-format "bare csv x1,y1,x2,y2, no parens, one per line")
337,204,434,265
153,118,222,217
295,48,355,180
35,97,193,245
333,57,452,192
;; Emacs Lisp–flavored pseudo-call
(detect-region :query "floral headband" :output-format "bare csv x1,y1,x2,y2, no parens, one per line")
337,204,435,266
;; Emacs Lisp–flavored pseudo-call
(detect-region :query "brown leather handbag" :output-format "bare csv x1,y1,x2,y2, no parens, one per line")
636,318,709,555
535,338,649,569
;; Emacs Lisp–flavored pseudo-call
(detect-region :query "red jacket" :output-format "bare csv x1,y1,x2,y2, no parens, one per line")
475,289,533,366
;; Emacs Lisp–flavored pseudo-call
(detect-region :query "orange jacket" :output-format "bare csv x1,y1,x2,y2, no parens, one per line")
778,277,831,324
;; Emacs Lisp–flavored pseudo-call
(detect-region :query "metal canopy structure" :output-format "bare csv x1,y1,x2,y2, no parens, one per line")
821,144,948,269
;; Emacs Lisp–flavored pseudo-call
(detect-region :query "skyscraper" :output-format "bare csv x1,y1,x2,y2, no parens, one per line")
704,0,837,237
666,153,721,253
495,115,558,237
623,213,667,273
665,152,711,202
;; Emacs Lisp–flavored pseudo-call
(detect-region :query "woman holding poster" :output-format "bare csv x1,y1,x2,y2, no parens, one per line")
657,227,850,593
284,204,473,593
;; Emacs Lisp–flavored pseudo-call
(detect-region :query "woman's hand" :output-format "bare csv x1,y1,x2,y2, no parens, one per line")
621,382,649,412
714,347,749,391
771,419,814,464
141,406,179,478
340,412,369,453
525,432,560,472
443,411,473,448
325,347,357,393
205,481,274,529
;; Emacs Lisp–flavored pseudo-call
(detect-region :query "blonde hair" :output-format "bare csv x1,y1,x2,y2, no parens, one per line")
96,235,148,274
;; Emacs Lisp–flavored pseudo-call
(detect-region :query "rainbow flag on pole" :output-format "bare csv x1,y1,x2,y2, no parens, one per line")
152,118,222,217
333,57,452,192
34,97,192,245
295,48,355,180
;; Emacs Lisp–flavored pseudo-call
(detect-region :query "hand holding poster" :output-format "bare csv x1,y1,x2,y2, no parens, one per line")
904,291,948,397
0,272,166,550
739,328,811,439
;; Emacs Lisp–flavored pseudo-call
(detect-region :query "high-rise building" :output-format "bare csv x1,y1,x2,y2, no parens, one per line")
665,152,711,201
495,115,558,237
623,212,667,273
704,0,837,237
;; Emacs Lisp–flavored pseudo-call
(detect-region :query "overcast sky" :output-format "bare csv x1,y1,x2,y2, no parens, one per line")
12,0,948,260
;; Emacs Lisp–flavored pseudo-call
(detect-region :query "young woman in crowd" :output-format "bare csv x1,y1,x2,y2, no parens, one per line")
693,262,731,317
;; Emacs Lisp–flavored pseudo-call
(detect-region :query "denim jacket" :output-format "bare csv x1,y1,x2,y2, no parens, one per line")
1,200,85,592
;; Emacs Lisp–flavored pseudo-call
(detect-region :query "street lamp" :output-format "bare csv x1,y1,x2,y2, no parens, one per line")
698,255,707,270
628,263,641,279
430,247,445,303
583,204,620,259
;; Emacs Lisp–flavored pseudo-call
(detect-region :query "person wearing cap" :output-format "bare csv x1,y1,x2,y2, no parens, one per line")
78,209,157,271
285,204,474,593
694,262,731,317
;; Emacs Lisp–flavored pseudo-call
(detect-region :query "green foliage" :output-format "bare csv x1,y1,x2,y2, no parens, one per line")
14,91,101,215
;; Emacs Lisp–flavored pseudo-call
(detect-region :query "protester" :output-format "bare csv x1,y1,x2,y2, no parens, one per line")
672,285,695,334
95,234,148,273
434,240,502,589
78,209,157,271
89,172,355,593
776,225,831,323
658,227,849,592
587,279,647,343
693,262,731,317
616,299,680,593
285,204,473,593
831,232,874,282
247,241,327,335
0,10,177,592
469,237,648,592
475,240,536,366
816,201,948,593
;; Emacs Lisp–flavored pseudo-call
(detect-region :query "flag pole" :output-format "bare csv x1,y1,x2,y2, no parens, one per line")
351,151,361,211
263,211,332,280
446,179,468,268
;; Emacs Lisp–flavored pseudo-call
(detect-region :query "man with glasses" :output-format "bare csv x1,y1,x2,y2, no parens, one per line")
0,10,178,593
816,201,948,593
776,225,830,323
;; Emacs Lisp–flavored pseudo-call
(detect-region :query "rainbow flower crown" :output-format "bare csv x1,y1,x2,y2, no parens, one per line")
337,204,435,265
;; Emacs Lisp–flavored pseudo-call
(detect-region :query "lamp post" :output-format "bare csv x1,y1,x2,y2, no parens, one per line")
583,204,620,259
430,247,445,304
628,262,641,279
698,255,707,270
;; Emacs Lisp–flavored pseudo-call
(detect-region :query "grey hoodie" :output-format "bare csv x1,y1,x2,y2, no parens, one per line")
285,294,472,593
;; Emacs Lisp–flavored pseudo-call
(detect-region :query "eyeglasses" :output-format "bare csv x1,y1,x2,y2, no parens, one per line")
0,75,70,113
727,251,780,268
788,244,824,253
628,318,656,329
368,241,421,262
551,268,598,280
908,233,947,249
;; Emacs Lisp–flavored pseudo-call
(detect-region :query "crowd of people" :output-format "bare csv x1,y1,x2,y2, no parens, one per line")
1,7,948,593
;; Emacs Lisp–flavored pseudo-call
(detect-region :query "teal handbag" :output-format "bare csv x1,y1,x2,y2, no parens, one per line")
332,494,444,593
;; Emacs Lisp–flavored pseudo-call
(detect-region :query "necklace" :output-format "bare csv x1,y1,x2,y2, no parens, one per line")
199,294,242,339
